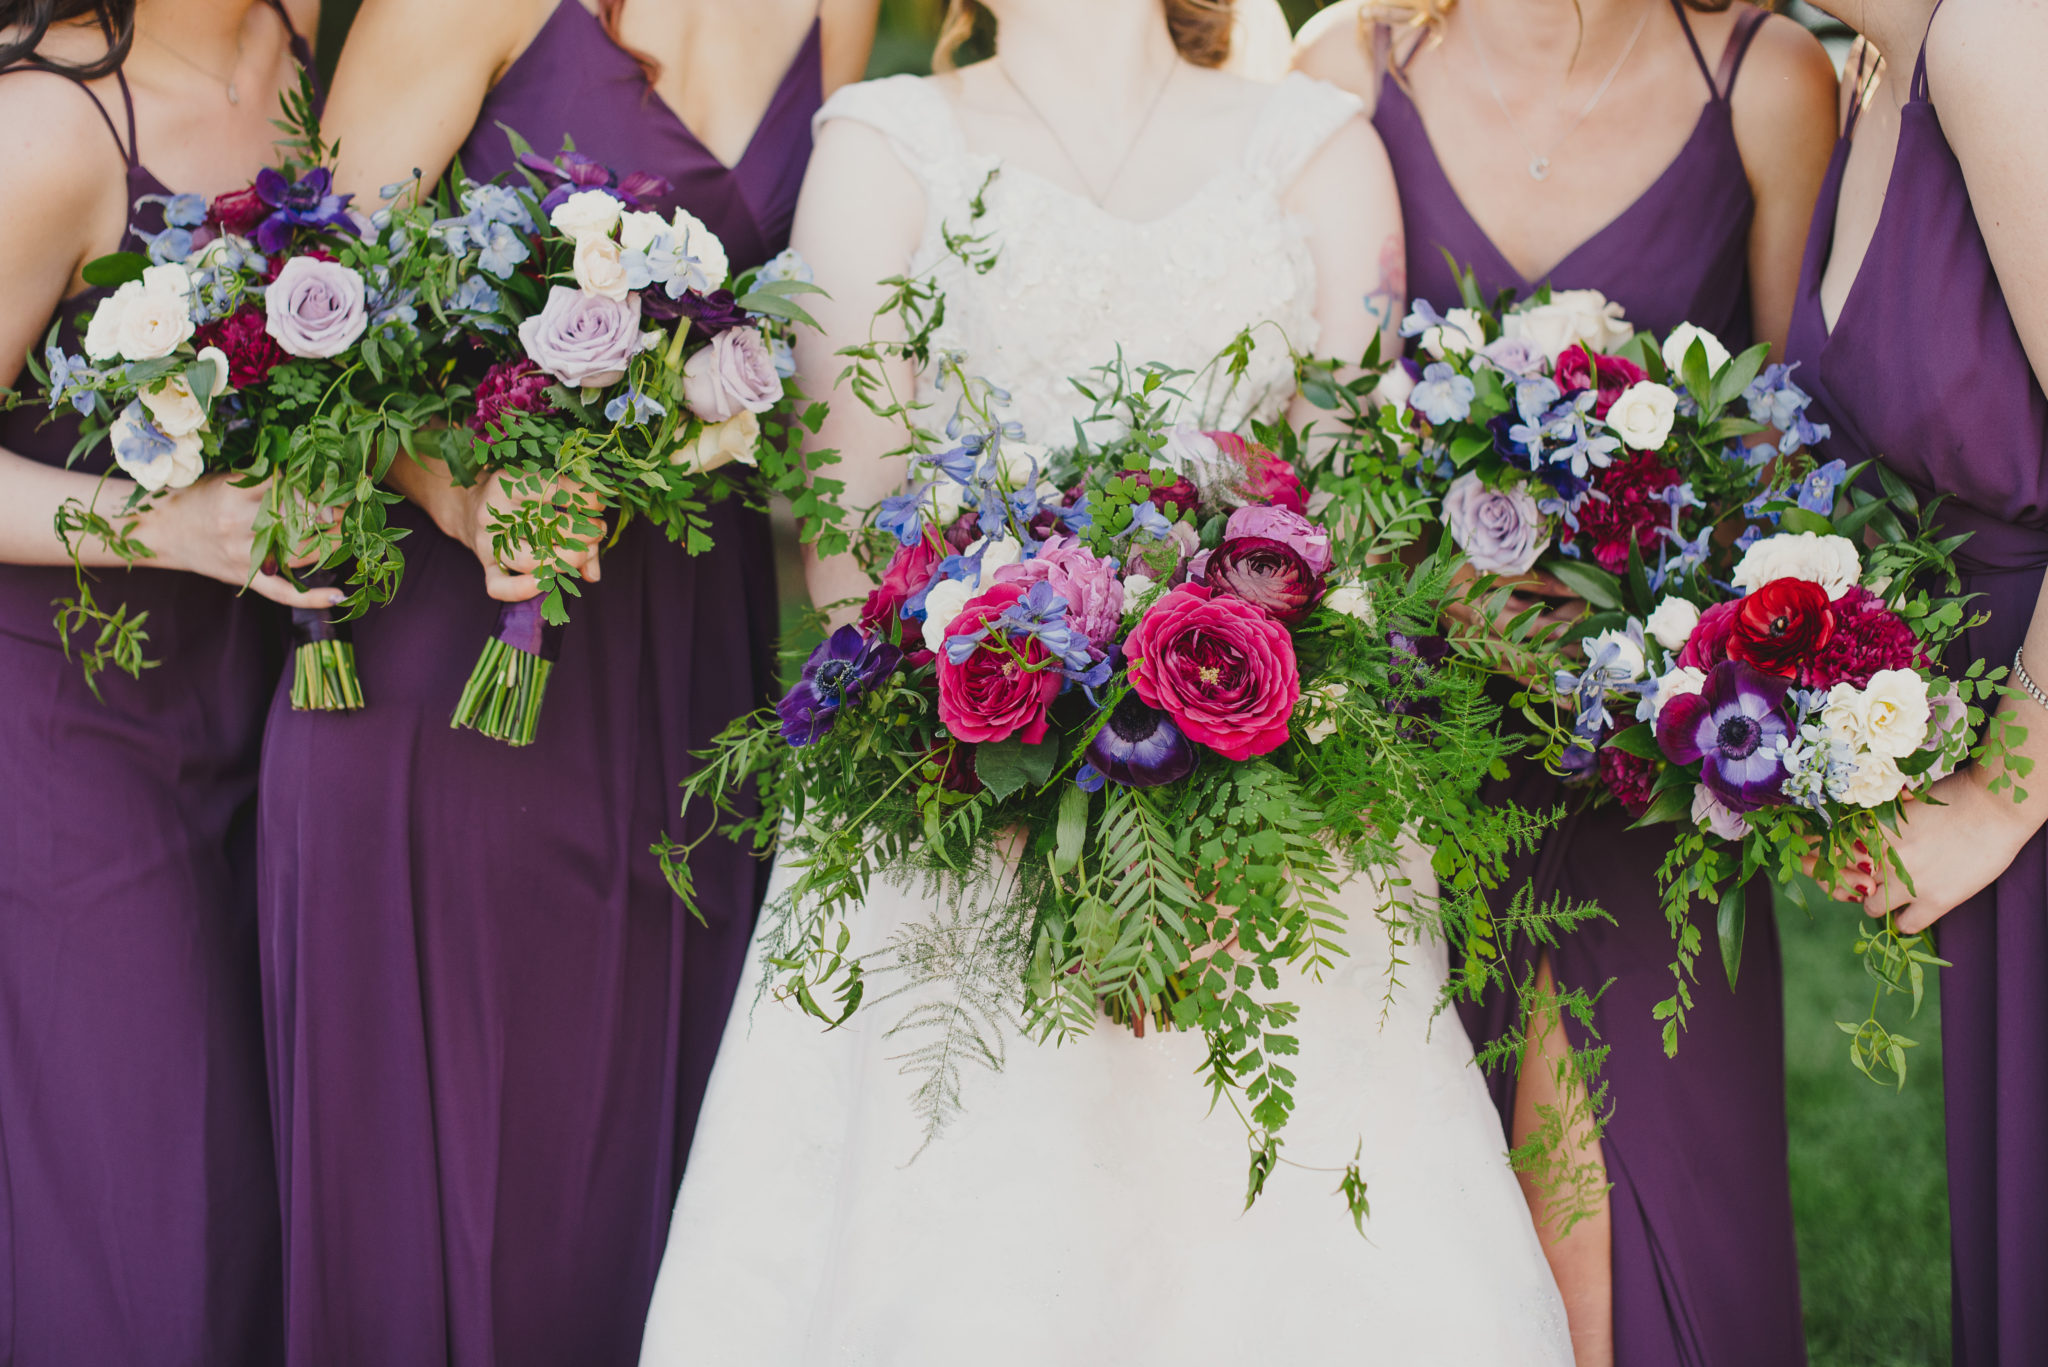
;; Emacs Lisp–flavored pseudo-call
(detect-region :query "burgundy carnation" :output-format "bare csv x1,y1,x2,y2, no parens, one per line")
193,307,286,388
471,358,557,442
1598,741,1657,818
860,533,944,639
1559,452,1681,574
1802,586,1924,688
1203,536,1324,624
1727,578,1834,679
1125,584,1300,761
1554,344,1647,419
935,583,1061,745
209,184,268,237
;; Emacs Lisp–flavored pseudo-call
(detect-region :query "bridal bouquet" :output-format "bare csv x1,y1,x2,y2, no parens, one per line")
379,135,840,744
22,80,442,704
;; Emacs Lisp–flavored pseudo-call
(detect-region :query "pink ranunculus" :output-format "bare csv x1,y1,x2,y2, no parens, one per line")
1203,536,1324,624
682,324,779,423
861,533,944,638
1125,584,1301,761
1677,600,1740,672
1222,505,1333,575
992,535,1125,647
935,583,1061,745
518,284,647,389
263,255,368,359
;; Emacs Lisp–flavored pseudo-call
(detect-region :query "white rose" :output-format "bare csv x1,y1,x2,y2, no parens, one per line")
1649,666,1707,721
1661,323,1732,378
191,233,253,273
1123,571,1163,615
669,410,761,475
671,208,730,291
1586,627,1647,683
140,374,207,437
1605,382,1678,451
88,278,196,361
617,210,671,254
1372,364,1417,412
973,535,1024,582
110,402,204,492
1299,681,1350,745
1644,597,1702,652
1503,289,1633,364
81,289,128,361
549,189,623,243
1422,307,1484,360
1837,752,1908,809
921,578,975,654
140,262,194,300
1831,669,1931,759
1731,531,1862,601
571,233,631,302
1323,580,1375,624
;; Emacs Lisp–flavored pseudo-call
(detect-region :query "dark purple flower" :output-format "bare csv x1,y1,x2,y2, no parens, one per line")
251,167,357,253
1085,694,1196,788
1489,412,1592,502
677,289,751,338
776,626,901,746
1203,536,1323,624
521,149,674,216
1385,631,1450,738
1656,660,1794,813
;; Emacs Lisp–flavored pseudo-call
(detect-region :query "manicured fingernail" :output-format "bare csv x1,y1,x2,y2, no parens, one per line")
323,591,345,606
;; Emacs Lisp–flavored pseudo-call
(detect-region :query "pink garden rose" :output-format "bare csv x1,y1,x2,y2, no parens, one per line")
263,256,367,359
860,533,944,639
1222,505,1333,575
935,583,1061,745
1125,584,1301,761
518,284,647,389
682,324,779,423
992,535,1125,648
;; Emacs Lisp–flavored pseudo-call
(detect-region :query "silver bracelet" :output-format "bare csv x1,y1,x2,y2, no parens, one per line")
2014,648,2048,712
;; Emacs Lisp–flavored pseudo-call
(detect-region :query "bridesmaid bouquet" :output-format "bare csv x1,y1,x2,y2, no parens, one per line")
382,135,837,744
23,80,449,706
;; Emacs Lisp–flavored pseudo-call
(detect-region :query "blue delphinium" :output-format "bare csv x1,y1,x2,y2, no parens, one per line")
604,387,666,427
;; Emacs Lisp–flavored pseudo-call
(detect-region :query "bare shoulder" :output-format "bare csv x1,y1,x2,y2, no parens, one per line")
1285,101,1395,219
346,0,536,70
1925,0,2048,108
1729,9,1837,172
0,69,126,243
1291,0,1379,109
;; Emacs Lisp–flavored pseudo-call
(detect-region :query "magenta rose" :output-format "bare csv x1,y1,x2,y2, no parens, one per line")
209,184,267,237
1222,505,1333,575
263,256,367,359
682,324,779,423
1203,536,1323,624
518,284,648,389
935,583,1061,745
1554,344,1647,418
1125,584,1301,761
993,535,1125,647
860,533,944,638
1677,600,1740,671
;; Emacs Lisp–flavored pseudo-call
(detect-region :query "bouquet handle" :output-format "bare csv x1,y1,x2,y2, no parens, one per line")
289,565,365,712
450,596,564,746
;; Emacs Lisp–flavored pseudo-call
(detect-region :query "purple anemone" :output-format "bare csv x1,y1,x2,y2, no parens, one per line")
776,626,901,747
251,167,357,253
1085,695,1196,788
1655,659,1793,813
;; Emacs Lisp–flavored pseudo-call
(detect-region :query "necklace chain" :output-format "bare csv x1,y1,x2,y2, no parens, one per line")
140,26,246,106
996,55,1178,209
1467,2,1653,181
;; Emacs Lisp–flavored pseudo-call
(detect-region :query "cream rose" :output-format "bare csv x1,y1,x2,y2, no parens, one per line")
670,208,729,291
1661,323,1732,378
1605,381,1678,451
1323,580,1374,624
669,410,761,475
1649,665,1707,721
549,189,623,243
1503,289,1633,364
1731,531,1862,601
617,210,671,254
1644,597,1702,652
1836,752,1909,809
85,276,196,362
109,400,204,492
141,375,207,437
1824,670,1931,759
572,233,631,302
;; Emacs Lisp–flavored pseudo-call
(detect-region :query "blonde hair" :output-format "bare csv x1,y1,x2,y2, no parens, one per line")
1360,0,1743,49
934,0,1237,73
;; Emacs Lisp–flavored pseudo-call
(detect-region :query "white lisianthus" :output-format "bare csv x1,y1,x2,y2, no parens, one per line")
1586,627,1648,682
617,210,671,253
1322,580,1374,624
109,401,204,492
1300,681,1351,745
1731,531,1862,601
670,208,729,291
669,410,761,475
1824,670,1931,759
140,374,208,437
549,189,623,243
921,578,975,653
1836,751,1909,809
1650,666,1707,721
1660,322,1732,378
571,233,631,301
1605,381,1679,451
85,276,197,362
1503,289,1633,364
1421,307,1484,360
1644,597,1702,652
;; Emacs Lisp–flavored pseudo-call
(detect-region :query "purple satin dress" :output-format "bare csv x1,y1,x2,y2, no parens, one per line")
0,70,283,1367
1784,19,2048,1363
1376,7,1807,1364
256,6,814,1364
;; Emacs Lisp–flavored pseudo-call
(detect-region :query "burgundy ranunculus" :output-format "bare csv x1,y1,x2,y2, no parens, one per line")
1203,536,1323,624
1599,741,1657,818
193,307,285,388
1802,585,1924,689
1210,430,1309,515
935,583,1061,745
1677,600,1740,671
209,184,268,237
860,533,944,639
1554,344,1647,419
925,738,982,794
471,358,557,441
1125,584,1301,761
1727,577,1834,679
1119,469,1199,518
1558,451,1681,573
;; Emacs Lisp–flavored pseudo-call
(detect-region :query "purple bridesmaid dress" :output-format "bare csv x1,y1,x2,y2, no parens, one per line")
1784,17,2048,1362
0,67,286,1367
256,6,818,1364
1376,6,1807,1364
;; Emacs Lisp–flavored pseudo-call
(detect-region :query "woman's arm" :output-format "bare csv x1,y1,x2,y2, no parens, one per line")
1729,11,1839,357
820,0,882,96
1290,1,1381,120
1844,0,2048,932
789,115,928,626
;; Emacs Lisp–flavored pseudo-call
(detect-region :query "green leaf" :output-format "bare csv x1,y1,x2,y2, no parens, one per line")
973,736,1059,801
1448,429,1494,466
1717,882,1746,989
1053,782,1089,875
1607,723,1662,761
1778,507,1835,536
1711,343,1770,412
1542,557,1623,611
1630,783,1693,828
81,252,149,289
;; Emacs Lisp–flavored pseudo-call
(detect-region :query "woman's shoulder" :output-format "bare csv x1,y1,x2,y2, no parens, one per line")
1290,0,1382,113
0,65,128,214
813,71,962,166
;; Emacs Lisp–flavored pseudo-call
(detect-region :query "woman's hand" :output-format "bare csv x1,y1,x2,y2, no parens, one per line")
443,468,605,604
139,475,344,610
1826,768,2041,934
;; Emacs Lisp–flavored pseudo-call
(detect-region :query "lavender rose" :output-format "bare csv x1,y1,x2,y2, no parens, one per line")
681,325,779,423
517,285,649,389
1443,472,1544,575
263,256,367,359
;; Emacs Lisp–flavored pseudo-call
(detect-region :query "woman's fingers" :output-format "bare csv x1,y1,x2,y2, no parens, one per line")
247,571,348,611
484,562,544,603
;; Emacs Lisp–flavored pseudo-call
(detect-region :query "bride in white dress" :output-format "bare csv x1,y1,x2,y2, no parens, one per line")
641,2,1572,1362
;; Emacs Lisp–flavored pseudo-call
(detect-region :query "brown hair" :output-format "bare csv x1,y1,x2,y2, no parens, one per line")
0,0,135,79
596,0,661,83
934,0,1237,73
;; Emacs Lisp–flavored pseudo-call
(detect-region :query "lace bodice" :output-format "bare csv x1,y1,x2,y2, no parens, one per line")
815,72,1363,445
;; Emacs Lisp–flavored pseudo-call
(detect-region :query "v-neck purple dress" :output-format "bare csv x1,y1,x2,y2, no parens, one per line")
0,63,289,1367
1785,17,2048,1362
255,7,817,1364
1375,7,1807,1365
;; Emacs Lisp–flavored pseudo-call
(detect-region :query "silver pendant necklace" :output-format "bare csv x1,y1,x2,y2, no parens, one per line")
996,53,1178,209
142,27,247,106
1468,1,1654,180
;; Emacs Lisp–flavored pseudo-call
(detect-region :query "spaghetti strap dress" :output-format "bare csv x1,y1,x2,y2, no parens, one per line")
254,5,817,1364
1783,16,2048,1363
0,38,310,1367
1374,6,1807,1364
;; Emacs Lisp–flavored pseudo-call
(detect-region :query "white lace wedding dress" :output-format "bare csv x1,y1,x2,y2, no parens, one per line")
638,73,1572,1366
